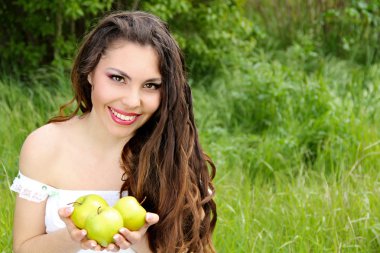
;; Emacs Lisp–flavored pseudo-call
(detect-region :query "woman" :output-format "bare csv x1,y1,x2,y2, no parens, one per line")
11,11,217,253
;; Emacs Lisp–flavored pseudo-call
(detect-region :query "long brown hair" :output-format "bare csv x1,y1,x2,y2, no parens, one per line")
50,11,217,252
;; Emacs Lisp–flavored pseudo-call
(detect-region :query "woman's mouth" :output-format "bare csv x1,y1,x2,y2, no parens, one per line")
109,107,140,125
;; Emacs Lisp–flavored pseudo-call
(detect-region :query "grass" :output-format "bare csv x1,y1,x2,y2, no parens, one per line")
205,127,380,252
211,155,380,252
0,69,72,251
0,160,15,251
1,49,380,252
195,48,380,251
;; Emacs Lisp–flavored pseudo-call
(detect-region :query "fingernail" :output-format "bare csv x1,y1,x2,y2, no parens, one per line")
66,206,74,214
113,234,119,241
146,213,153,221
119,228,127,234
81,230,87,236
91,241,97,247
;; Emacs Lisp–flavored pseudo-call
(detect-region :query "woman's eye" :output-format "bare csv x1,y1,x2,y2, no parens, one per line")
144,83,161,89
110,75,124,83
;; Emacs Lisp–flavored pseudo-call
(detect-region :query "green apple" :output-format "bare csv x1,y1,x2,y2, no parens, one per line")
113,196,147,231
85,206,124,247
71,194,109,229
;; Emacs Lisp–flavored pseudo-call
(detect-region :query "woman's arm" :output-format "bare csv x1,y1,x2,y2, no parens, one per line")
13,197,83,253
12,125,89,253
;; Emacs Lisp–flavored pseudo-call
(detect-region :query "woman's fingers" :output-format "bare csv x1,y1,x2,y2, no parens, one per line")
58,206,73,220
58,206,88,242
58,207,75,228
80,240,102,251
70,229,87,242
138,212,159,235
113,232,132,250
146,212,160,225
105,243,120,252
58,208,159,250
117,212,159,246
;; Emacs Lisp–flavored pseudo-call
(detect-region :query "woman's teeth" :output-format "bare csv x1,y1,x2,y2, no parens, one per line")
111,108,137,121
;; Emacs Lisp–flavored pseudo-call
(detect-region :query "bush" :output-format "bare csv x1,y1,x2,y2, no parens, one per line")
0,0,255,84
194,46,380,180
0,0,113,72
246,0,380,65
143,0,255,82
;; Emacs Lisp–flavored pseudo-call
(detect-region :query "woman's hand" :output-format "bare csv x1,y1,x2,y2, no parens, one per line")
58,206,110,251
59,207,159,252
113,212,160,250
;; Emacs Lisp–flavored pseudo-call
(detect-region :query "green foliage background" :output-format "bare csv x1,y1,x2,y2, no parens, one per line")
0,0,254,82
2,0,380,252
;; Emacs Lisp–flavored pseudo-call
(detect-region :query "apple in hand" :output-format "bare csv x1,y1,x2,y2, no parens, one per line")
71,194,109,229
114,196,147,231
85,206,124,247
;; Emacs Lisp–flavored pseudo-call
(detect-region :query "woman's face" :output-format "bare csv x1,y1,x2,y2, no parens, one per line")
88,40,162,140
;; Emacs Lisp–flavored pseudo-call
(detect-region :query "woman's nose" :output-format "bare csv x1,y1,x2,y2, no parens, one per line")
121,87,141,109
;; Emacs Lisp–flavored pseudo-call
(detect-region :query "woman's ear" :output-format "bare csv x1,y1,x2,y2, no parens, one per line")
87,73,93,85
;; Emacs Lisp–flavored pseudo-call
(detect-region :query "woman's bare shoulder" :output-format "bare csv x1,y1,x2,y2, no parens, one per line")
18,119,76,182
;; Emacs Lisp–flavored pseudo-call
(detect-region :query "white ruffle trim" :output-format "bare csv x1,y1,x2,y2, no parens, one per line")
10,171,58,203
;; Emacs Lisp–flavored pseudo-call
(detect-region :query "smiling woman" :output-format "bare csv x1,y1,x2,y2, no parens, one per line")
10,11,217,253
88,41,162,139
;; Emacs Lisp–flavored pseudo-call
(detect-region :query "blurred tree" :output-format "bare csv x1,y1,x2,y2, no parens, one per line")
142,0,255,83
0,0,113,71
246,0,380,65
0,0,255,84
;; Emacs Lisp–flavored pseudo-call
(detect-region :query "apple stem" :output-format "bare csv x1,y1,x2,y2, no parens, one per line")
140,196,147,205
66,201,80,206
97,206,101,214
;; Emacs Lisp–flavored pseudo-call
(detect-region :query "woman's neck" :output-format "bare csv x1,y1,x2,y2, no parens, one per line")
75,113,130,157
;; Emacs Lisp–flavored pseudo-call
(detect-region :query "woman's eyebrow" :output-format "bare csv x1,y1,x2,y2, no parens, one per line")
145,77,162,83
107,67,162,83
106,67,132,81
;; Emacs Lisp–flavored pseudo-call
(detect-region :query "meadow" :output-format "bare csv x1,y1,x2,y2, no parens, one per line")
1,44,380,252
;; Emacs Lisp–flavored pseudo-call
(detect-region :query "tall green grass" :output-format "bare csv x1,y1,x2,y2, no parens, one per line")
1,49,380,252
0,68,71,251
194,49,380,251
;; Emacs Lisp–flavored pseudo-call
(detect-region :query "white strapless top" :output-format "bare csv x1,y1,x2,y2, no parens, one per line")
10,171,135,253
